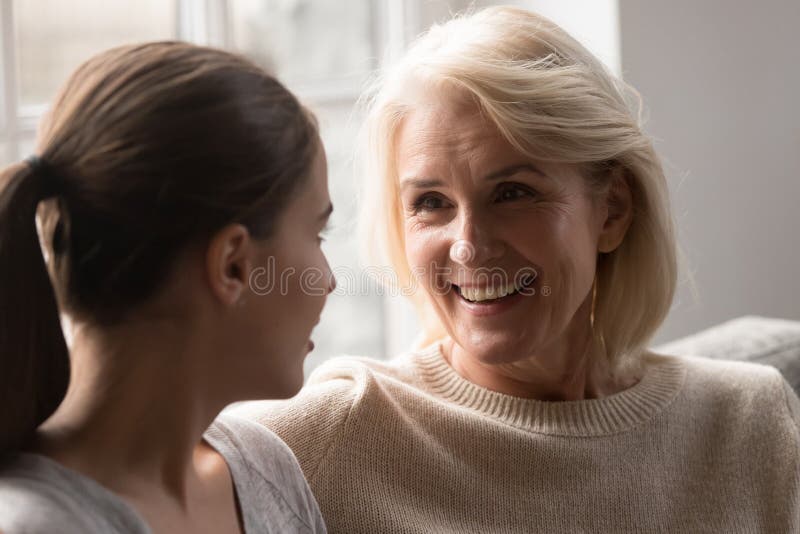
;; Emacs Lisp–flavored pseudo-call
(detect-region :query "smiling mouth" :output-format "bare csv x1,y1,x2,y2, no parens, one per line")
451,274,536,303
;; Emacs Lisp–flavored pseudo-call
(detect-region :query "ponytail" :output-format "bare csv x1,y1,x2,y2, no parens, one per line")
0,161,70,456
0,43,320,455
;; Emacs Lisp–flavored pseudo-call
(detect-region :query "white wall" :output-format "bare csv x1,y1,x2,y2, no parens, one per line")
619,0,800,342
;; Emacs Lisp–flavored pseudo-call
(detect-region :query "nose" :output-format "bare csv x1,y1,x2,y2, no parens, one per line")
449,212,505,267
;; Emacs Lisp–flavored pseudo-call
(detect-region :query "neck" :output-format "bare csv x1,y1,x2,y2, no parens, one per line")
32,318,224,505
445,305,638,401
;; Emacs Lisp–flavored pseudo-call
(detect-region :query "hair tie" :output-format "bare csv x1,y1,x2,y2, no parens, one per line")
25,155,65,198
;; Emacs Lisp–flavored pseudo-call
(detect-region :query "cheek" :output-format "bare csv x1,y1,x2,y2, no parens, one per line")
404,223,447,269
559,211,601,274
404,223,457,297
540,214,599,301
503,211,565,264
289,248,332,303
403,232,454,333
261,246,330,318
516,204,596,259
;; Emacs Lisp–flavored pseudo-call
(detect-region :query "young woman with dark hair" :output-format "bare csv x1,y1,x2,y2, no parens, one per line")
0,42,332,533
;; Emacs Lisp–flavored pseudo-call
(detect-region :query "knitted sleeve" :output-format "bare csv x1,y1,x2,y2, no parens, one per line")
230,363,365,483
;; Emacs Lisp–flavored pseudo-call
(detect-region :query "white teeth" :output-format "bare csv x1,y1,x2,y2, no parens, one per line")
457,276,535,302
459,282,516,302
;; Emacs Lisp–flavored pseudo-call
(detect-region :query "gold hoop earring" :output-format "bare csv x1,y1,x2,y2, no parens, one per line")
590,275,607,357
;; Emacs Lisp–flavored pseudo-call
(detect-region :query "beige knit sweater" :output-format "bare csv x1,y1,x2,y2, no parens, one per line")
235,343,800,533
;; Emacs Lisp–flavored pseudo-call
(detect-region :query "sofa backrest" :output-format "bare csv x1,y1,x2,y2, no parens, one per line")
655,316,800,395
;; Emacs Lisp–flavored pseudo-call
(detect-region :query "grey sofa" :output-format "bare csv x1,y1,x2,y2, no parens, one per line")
655,316,800,395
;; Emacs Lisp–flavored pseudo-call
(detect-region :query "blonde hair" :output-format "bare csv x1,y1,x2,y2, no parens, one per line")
358,6,677,369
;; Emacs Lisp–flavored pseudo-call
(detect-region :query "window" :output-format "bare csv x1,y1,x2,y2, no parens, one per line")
229,0,375,90
15,0,177,109
1,0,177,164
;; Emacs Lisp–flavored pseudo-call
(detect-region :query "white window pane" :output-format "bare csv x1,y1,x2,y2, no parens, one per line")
14,0,177,108
0,141,12,167
229,0,375,88
18,135,35,159
0,136,35,167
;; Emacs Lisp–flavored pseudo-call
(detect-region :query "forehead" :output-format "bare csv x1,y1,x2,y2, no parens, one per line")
392,94,589,192
394,96,521,174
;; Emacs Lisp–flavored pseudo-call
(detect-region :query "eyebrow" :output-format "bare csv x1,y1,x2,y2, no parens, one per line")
318,203,333,221
485,163,547,181
400,163,547,192
399,178,445,192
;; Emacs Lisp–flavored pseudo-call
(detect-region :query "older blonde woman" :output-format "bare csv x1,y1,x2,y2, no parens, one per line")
236,7,800,532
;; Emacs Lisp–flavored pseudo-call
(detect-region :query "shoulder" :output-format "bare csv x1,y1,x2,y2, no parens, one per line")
663,352,783,405
0,475,82,534
231,353,415,429
207,413,306,487
676,352,786,398
206,414,326,532
0,455,138,534
230,356,372,434
230,353,421,479
655,352,800,436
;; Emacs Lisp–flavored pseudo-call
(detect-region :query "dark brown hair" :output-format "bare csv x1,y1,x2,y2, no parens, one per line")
0,42,319,455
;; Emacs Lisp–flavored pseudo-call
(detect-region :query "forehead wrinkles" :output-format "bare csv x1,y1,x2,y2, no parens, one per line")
396,105,506,181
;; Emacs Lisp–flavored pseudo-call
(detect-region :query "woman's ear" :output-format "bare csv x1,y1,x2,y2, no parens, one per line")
598,167,634,253
205,223,253,307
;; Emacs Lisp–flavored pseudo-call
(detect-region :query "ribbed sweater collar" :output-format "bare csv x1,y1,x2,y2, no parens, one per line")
413,342,687,437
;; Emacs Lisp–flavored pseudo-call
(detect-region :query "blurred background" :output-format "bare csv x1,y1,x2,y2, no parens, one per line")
1,0,798,374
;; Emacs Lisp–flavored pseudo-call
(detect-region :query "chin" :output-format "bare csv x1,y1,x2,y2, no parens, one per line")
454,329,538,366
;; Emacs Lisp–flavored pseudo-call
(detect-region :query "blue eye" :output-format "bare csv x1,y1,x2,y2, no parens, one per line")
411,194,448,213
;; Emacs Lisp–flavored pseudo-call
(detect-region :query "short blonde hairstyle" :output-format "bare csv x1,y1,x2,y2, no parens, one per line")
358,6,677,369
